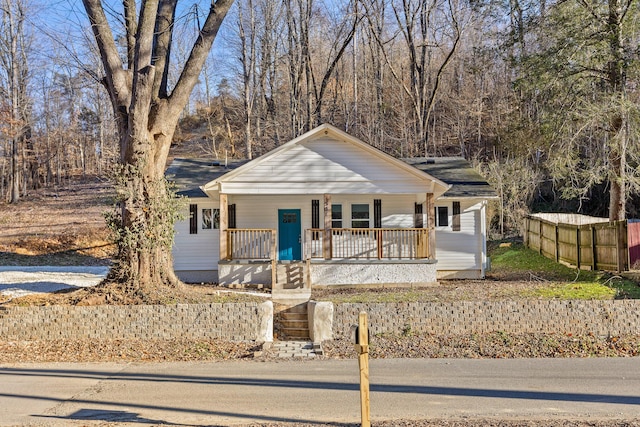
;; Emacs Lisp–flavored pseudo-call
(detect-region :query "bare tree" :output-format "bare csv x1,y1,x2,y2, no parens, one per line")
367,0,466,156
0,0,31,202
82,0,233,293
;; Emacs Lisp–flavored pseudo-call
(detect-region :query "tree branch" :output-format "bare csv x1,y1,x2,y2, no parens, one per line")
123,0,137,68
164,0,233,120
81,0,130,111
133,0,159,72
152,0,178,100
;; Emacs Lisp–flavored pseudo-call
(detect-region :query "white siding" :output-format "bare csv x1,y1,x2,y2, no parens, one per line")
172,198,220,271
173,195,488,279
434,200,484,274
232,194,418,231
220,138,430,194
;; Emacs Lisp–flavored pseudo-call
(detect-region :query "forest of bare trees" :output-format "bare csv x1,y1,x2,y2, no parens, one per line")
2,0,640,236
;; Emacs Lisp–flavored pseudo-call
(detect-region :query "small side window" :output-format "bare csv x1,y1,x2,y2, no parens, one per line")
202,208,220,230
436,206,448,227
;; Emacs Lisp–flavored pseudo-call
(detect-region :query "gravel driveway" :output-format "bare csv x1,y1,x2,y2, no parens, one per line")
0,266,109,298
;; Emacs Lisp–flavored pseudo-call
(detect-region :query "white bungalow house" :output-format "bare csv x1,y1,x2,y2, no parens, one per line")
167,124,498,287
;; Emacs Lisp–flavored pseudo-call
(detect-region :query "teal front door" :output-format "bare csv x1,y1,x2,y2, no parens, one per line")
278,209,301,260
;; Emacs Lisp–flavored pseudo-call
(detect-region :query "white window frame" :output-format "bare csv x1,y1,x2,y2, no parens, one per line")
436,205,449,228
201,208,220,230
350,203,371,228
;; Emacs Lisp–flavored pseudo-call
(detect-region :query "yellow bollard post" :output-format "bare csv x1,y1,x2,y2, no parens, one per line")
355,311,371,427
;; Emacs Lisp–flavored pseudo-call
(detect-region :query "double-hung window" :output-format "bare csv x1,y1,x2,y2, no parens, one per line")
436,206,449,227
202,208,220,230
351,204,370,228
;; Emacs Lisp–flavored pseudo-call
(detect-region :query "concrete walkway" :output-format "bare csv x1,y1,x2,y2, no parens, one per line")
1,358,640,426
0,266,109,298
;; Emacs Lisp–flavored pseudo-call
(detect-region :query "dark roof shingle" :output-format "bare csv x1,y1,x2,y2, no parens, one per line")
165,158,248,197
404,157,498,199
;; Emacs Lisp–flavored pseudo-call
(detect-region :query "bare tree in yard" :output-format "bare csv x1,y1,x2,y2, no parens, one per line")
82,0,233,293
0,0,32,203
283,0,360,135
370,0,467,157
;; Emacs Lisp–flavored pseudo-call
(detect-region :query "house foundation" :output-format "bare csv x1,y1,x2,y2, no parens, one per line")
310,259,438,287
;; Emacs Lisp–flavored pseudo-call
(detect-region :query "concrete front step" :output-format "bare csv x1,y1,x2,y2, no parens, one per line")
270,340,321,358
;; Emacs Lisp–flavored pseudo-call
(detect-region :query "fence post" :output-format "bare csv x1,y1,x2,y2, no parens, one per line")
591,225,597,271
524,217,530,247
616,220,628,272
555,224,560,263
576,227,581,269
538,219,543,255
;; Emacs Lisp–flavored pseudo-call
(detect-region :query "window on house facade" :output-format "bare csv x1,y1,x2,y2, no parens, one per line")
351,203,370,228
331,204,343,228
202,208,220,230
436,206,449,227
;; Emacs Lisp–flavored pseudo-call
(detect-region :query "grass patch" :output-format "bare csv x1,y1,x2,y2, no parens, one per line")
492,242,640,300
522,282,616,299
314,289,436,304
491,242,600,282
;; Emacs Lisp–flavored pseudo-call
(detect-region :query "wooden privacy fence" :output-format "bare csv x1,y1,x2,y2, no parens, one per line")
524,215,628,272
630,220,640,269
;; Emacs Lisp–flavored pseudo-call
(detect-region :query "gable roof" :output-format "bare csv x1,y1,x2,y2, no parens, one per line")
404,157,498,199
201,123,450,196
167,127,498,201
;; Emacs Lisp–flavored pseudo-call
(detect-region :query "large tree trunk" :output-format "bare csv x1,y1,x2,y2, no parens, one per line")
606,0,627,221
83,0,233,294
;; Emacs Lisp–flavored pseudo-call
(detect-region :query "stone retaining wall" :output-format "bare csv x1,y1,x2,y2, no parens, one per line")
333,300,640,338
2,300,639,342
0,303,268,341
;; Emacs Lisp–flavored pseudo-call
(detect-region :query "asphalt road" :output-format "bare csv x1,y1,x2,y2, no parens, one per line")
1,358,639,426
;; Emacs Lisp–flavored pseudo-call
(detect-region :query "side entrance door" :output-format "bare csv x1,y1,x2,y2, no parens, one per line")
278,209,302,261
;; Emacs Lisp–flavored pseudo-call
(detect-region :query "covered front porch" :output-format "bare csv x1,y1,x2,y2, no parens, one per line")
217,193,438,288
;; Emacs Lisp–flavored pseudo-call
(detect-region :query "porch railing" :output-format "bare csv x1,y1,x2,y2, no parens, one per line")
305,228,431,260
227,227,431,261
227,229,276,259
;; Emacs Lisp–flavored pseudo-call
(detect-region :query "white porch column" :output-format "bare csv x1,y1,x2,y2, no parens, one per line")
219,193,228,260
323,193,332,260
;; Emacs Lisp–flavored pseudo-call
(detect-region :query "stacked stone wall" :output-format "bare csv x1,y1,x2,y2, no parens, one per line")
2,300,639,342
333,300,640,339
0,303,261,341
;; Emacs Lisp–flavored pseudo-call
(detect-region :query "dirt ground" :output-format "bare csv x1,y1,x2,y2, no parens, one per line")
0,176,115,266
